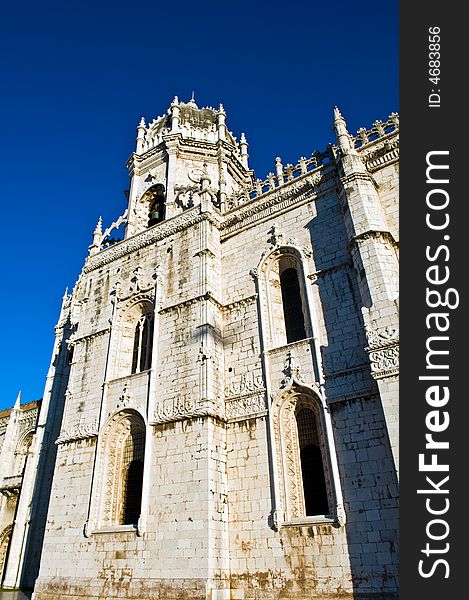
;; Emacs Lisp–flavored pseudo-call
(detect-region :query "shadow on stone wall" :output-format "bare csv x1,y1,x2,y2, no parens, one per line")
18,322,71,590
306,196,399,598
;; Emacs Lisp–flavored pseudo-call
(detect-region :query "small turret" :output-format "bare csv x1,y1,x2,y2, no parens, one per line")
275,157,284,185
170,96,180,132
136,117,146,155
89,217,102,255
217,104,226,141
239,133,249,169
333,106,355,154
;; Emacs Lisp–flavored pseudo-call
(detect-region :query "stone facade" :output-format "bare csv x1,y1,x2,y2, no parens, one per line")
0,98,399,599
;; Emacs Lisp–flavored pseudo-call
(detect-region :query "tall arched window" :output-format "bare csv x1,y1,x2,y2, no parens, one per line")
259,248,311,348
96,411,146,528
280,267,307,343
296,408,329,516
131,314,153,374
274,391,338,523
113,299,154,379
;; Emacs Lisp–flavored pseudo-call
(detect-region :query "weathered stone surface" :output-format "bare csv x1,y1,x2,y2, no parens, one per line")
0,99,399,599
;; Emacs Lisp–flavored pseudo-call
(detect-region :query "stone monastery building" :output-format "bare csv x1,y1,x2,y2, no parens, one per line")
0,97,399,599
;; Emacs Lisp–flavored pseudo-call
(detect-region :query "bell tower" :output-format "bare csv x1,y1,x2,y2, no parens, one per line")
124,96,253,238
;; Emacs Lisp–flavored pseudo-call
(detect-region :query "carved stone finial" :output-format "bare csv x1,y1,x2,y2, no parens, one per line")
333,105,354,153
389,112,399,128
333,106,343,121
138,116,146,128
94,216,102,235
171,96,179,106
373,120,386,137
187,93,198,108
357,127,369,145
218,103,226,115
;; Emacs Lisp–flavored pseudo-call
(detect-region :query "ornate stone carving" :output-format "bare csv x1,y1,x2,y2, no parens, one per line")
365,324,399,379
365,325,398,348
114,266,158,303
272,390,335,523
280,350,307,388
225,393,266,420
224,371,265,398
18,407,39,431
221,169,336,240
152,396,221,424
84,209,211,273
56,420,99,445
368,346,399,379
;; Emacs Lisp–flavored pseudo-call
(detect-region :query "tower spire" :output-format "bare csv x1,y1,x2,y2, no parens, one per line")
14,390,22,410
333,106,355,153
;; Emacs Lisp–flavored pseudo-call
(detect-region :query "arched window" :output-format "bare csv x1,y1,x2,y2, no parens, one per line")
14,432,33,476
259,248,311,349
95,411,146,528
296,408,329,516
113,299,154,379
274,391,338,523
280,267,307,343
131,314,153,374
148,184,165,226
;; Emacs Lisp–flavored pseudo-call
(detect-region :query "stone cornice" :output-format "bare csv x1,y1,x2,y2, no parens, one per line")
350,229,399,251
68,327,110,347
56,421,99,445
159,291,224,314
223,294,258,312
151,397,225,425
307,261,353,283
84,209,221,274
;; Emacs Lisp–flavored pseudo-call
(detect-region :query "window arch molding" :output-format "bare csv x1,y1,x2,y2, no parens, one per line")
110,294,155,379
253,245,315,350
89,409,147,533
271,382,346,527
0,525,13,583
14,429,34,476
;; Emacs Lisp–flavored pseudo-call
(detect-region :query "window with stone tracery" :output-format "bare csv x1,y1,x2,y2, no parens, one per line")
274,391,335,523
280,267,307,343
131,314,153,374
113,300,154,378
261,249,311,349
14,432,33,476
93,410,146,529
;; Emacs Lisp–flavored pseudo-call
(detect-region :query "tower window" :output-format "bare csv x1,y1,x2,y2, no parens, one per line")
131,315,153,374
280,267,307,343
296,408,329,516
148,185,166,226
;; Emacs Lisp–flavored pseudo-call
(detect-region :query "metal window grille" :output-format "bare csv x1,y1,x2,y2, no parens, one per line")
280,268,307,343
120,428,145,525
296,408,329,516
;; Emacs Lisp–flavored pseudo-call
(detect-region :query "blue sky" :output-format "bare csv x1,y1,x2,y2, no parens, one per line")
0,1,398,411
